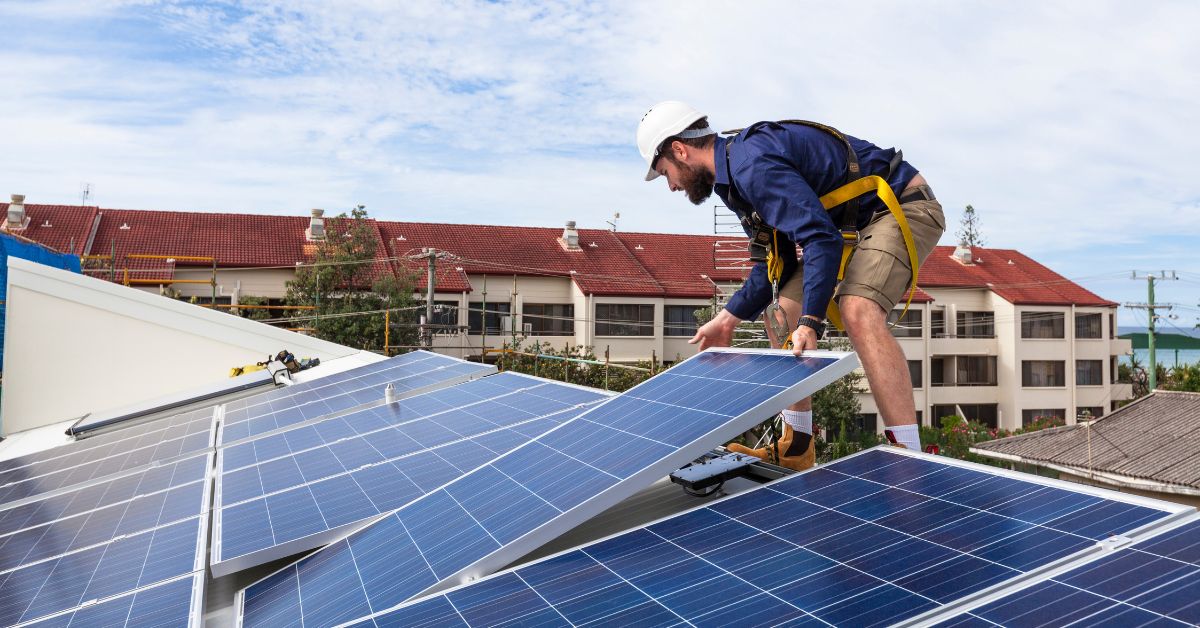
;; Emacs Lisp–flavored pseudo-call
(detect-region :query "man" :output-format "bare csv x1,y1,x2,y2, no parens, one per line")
636,101,945,469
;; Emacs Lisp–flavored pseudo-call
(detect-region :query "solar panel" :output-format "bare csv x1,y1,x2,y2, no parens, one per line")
15,572,204,627
236,348,860,626
68,368,277,436
0,406,214,475
0,454,208,536
933,517,1200,626
218,351,495,445
0,501,209,625
211,373,609,576
349,447,1186,628
0,409,215,507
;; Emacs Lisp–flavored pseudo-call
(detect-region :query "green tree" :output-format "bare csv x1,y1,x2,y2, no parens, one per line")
956,204,986,247
285,205,419,351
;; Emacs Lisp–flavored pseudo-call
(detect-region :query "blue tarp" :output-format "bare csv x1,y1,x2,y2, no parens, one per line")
0,234,81,371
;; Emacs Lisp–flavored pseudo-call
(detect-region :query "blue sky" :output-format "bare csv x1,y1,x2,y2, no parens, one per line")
1,0,1197,325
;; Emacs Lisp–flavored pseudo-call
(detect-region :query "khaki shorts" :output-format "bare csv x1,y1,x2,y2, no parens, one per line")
778,197,945,314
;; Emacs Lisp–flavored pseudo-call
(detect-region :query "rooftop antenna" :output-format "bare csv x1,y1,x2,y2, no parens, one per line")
80,183,92,206
606,211,620,232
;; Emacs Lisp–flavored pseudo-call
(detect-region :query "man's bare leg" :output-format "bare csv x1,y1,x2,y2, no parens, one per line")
727,296,816,470
840,295,921,450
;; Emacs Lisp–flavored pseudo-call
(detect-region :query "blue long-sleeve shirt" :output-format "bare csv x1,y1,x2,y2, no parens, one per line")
715,122,918,321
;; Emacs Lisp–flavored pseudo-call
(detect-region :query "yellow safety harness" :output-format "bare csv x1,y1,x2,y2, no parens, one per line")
725,121,919,348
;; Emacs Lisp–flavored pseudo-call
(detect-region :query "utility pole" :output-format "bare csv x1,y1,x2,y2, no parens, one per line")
1125,270,1178,391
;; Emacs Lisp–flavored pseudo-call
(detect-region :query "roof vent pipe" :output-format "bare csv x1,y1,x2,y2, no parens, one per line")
952,240,973,265
7,194,28,230
559,220,580,251
307,208,326,241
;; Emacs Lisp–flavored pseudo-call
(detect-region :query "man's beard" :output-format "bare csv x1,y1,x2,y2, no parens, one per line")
677,160,715,205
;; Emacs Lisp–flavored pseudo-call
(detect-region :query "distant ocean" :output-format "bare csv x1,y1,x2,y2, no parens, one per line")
1118,326,1200,367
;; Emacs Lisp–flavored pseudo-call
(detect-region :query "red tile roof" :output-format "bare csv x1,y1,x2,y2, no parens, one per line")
0,203,98,256
920,246,1116,306
4,204,1114,307
376,222,666,296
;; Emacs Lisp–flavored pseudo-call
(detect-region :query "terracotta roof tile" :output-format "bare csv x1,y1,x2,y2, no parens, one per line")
920,246,1115,306
0,204,97,256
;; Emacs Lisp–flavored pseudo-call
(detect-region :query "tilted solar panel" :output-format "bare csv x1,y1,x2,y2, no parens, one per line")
351,447,1186,628
236,348,860,626
218,351,495,445
211,373,609,576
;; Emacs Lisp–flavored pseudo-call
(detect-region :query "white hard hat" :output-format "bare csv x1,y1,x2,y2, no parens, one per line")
636,101,713,181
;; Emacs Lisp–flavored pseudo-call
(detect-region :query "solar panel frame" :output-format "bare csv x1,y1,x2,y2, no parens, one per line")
68,368,277,436
234,347,861,625
216,353,496,447
210,374,611,577
349,446,1189,628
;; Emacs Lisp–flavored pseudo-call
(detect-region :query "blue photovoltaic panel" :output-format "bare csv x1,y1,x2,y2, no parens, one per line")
0,410,214,506
351,447,1179,628
16,573,202,627
69,368,275,435
0,516,205,626
0,406,214,476
939,518,1200,627
218,351,495,444
0,479,206,573
0,455,208,536
238,349,859,626
212,374,608,575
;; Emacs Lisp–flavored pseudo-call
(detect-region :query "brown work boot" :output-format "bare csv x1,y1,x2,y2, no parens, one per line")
727,424,815,472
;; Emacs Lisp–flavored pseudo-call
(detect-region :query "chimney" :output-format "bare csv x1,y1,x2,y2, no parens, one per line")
559,220,580,251
306,208,326,241
952,240,974,265
7,194,28,231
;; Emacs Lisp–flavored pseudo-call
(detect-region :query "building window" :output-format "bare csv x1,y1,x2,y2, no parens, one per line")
1076,360,1103,386
854,413,878,434
1022,360,1066,387
931,357,950,386
1109,313,1116,339
931,310,946,338
932,404,998,429
908,360,922,389
1077,406,1104,420
468,302,510,335
1112,356,1120,383
523,303,574,335
1075,313,1102,339
1021,311,1065,339
957,356,998,386
956,311,995,338
595,304,655,337
888,309,922,338
664,305,701,337
1022,409,1066,427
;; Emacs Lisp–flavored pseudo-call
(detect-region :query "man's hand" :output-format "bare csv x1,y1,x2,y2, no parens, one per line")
689,308,741,350
790,317,821,356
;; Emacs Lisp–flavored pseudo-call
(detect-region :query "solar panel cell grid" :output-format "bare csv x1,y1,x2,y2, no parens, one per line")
942,519,1200,627
0,516,205,626
0,455,208,535
354,448,1176,628
218,353,494,444
16,573,202,627
237,349,859,626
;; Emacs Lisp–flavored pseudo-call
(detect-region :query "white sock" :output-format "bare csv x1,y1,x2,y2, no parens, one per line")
885,423,921,451
782,410,812,435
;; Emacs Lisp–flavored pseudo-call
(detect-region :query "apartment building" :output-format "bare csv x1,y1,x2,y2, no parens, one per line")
2,197,1130,432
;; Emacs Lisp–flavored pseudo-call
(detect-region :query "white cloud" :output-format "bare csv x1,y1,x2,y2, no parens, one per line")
0,0,1197,317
